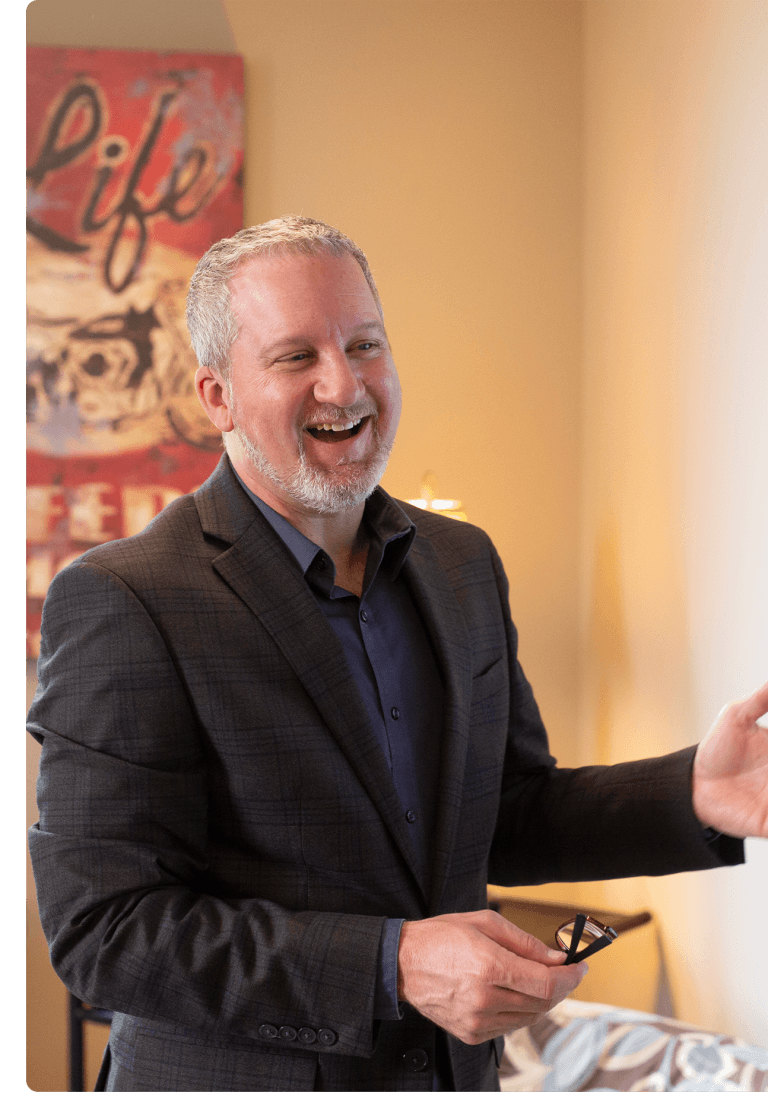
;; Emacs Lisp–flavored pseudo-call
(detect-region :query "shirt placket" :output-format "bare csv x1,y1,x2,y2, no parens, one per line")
357,591,425,863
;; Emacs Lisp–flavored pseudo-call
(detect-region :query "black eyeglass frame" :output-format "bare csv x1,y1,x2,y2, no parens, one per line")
555,913,618,965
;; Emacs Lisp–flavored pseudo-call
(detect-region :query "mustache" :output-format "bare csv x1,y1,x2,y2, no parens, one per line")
301,404,377,428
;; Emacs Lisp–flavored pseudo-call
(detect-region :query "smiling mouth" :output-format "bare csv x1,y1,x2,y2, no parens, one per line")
305,417,368,443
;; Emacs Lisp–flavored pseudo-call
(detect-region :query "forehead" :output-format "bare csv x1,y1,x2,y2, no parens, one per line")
228,250,380,339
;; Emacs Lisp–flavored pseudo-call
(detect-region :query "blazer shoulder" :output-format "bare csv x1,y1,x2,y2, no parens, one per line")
62,492,204,576
55,455,258,588
395,499,497,561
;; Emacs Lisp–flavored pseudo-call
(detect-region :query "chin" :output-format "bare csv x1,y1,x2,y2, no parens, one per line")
286,460,387,514
235,424,390,514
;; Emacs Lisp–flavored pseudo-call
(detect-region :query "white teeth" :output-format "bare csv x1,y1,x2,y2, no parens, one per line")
308,419,362,431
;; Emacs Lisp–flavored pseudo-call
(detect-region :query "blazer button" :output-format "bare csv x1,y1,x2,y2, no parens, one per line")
279,1026,298,1041
403,1048,429,1072
298,1027,317,1044
259,1023,278,1040
317,1028,338,1046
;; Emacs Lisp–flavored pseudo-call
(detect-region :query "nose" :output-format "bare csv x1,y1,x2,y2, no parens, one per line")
312,349,365,407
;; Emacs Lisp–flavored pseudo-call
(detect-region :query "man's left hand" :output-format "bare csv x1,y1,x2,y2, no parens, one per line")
692,679,768,838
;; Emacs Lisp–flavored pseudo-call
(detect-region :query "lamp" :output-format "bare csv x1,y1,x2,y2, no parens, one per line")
407,471,467,522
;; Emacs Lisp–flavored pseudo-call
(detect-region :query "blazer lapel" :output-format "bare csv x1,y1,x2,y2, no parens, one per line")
195,460,428,898
400,529,473,914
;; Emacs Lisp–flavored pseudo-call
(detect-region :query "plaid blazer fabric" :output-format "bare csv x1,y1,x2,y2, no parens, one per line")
27,455,743,1091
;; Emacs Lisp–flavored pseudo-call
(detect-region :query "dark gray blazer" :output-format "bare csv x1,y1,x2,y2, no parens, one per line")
28,455,743,1091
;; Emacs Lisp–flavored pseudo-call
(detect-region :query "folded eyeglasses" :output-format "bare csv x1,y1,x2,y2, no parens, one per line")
555,913,618,965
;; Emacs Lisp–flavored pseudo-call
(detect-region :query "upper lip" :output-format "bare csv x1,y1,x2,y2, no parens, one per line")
304,411,372,432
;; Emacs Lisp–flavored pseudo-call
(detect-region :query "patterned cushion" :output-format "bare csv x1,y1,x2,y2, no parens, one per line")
499,999,768,1092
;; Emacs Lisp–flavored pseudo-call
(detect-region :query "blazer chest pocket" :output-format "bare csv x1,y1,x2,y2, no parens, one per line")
469,657,509,727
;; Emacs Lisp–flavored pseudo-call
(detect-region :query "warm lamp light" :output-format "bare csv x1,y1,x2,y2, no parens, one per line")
407,471,468,522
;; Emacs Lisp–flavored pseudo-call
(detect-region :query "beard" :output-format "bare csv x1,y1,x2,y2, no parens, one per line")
229,402,393,515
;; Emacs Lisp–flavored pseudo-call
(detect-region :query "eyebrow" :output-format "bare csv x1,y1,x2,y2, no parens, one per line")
261,321,388,358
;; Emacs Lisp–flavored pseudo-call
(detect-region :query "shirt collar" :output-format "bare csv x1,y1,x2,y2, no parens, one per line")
233,469,417,590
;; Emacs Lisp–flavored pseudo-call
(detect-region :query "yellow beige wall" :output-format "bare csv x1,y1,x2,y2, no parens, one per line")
25,0,768,1090
222,0,584,761
578,0,768,1043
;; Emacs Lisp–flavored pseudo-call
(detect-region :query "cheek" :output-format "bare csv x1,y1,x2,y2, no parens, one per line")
238,383,303,433
383,375,402,428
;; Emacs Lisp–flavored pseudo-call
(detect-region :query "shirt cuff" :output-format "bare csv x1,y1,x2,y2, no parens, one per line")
373,918,405,1021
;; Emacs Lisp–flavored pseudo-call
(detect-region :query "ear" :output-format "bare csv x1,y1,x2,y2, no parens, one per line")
195,366,235,433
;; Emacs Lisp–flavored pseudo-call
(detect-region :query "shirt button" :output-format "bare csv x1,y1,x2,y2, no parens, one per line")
360,610,369,622
391,707,400,720
406,809,417,824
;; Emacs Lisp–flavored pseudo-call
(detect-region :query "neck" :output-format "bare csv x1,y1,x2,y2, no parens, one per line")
231,456,370,595
283,501,371,599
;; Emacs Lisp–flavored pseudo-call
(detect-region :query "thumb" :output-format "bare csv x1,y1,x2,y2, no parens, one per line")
482,911,566,965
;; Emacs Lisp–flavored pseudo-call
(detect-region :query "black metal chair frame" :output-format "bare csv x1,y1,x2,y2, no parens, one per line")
67,992,113,1091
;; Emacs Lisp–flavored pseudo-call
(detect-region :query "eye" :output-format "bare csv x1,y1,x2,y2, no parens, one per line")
350,341,379,354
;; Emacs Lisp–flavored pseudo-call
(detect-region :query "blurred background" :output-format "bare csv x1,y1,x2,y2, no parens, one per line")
26,0,768,1090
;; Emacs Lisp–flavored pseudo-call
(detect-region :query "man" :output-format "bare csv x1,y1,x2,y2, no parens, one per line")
28,216,768,1092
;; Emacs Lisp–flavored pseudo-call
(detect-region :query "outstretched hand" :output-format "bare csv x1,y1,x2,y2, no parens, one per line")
692,680,768,838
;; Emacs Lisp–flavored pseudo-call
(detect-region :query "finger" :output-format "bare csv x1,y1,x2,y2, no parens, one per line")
481,911,566,965
496,961,585,1015
540,960,589,1002
475,1012,560,1043
740,680,768,722
495,1008,559,1030
494,952,588,1002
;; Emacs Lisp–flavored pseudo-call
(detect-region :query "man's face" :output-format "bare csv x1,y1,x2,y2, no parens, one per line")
221,250,401,516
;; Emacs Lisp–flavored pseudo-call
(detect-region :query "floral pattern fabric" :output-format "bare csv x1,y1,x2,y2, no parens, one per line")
499,999,768,1092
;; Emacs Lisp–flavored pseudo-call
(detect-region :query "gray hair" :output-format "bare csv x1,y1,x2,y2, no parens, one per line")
186,215,382,375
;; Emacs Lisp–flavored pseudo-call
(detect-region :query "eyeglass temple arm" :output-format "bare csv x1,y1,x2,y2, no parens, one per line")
564,913,587,965
568,933,616,966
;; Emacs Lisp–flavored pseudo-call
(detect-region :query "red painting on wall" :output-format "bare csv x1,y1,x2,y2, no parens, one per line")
26,47,244,656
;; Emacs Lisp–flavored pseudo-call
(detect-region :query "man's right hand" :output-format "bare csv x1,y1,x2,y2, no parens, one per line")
397,909,588,1045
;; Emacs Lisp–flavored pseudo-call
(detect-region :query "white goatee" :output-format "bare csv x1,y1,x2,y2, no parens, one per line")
231,416,391,514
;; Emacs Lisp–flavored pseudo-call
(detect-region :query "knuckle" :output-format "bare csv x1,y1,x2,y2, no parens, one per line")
464,1015,488,1045
516,929,538,956
477,959,495,985
536,970,558,1002
480,908,501,929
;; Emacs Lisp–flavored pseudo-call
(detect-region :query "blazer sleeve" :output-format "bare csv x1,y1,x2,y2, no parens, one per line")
485,545,745,885
28,558,386,1059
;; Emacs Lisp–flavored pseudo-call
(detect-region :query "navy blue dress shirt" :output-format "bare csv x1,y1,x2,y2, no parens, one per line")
234,477,447,1039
